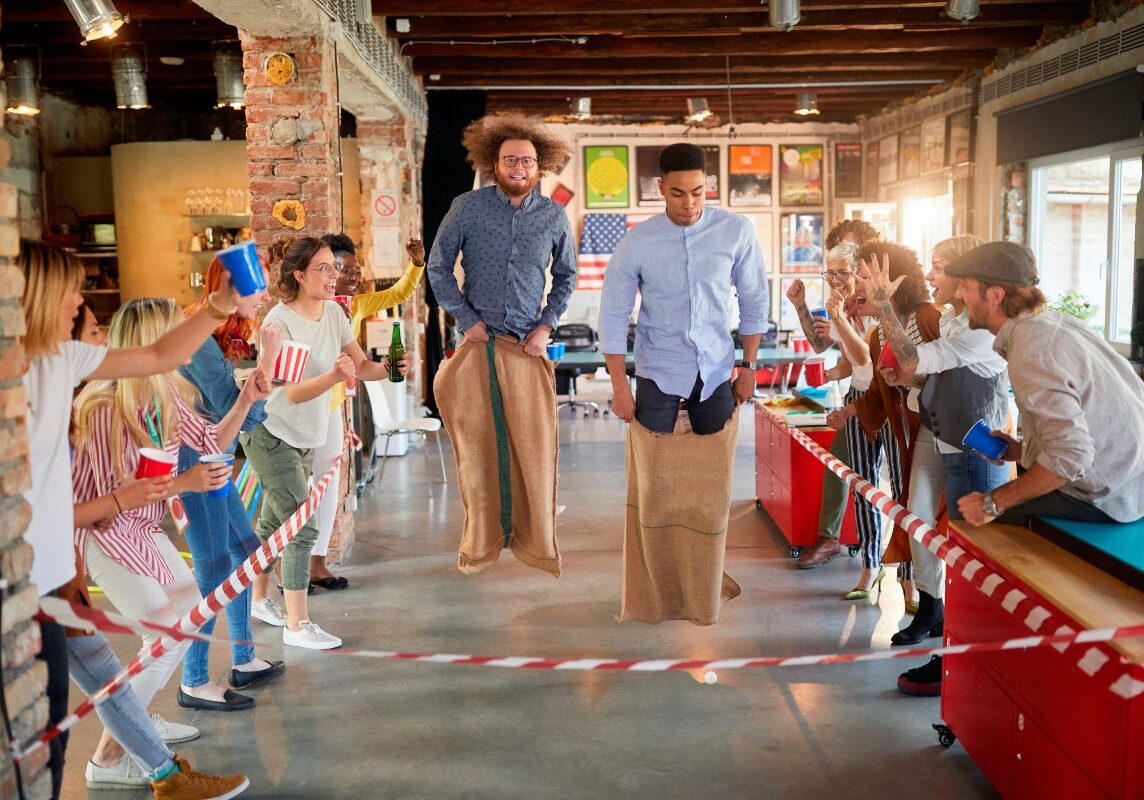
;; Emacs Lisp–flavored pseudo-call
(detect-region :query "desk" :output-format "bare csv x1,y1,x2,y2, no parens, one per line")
557,348,812,392
942,521,1144,799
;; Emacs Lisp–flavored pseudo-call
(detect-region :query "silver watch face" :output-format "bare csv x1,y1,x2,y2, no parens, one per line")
983,495,999,516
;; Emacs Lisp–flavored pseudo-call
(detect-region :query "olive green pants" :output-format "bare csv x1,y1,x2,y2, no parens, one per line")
240,423,317,591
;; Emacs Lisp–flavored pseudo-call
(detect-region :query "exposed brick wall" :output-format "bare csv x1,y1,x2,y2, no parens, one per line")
0,39,52,799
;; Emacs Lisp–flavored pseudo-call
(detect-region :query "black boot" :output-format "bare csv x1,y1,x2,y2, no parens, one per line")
891,591,944,646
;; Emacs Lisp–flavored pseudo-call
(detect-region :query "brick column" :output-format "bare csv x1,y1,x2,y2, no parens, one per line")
0,60,51,799
240,33,342,251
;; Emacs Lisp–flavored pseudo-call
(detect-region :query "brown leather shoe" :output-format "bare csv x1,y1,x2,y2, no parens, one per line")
796,536,842,569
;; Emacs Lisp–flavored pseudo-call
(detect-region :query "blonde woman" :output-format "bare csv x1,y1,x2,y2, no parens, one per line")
71,299,270,782
20,239,248,797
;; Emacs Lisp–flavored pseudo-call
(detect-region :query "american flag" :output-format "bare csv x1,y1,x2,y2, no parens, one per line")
576,213,652,290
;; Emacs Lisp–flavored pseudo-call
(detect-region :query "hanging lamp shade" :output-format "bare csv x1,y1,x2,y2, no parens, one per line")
214,41,245,109
5,52,41,116
769,0,801,31
685,98,712,123
793,92,820,116
572,97,591,119
112,44,150,109
945,1,981,22
62,0,126,42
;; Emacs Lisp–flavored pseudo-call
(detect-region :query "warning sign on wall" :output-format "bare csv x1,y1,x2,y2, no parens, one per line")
371,188,399,227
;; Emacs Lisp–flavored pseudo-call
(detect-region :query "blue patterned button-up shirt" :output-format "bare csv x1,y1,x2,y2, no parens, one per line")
599,207,769,402
427,185,577,339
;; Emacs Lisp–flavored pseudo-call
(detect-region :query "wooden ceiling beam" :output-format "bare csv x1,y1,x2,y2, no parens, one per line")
388,4,1086,38
425,71,956,87
376,0,1077,15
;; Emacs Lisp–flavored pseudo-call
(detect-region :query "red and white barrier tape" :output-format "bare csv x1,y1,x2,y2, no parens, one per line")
15,457,342,762
786,424,1144,701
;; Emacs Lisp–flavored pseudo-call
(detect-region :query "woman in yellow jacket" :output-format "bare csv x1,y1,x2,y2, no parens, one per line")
308,233,425,589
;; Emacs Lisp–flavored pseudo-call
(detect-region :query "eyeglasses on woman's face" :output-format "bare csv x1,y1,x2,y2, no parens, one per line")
308,258,345,275
501,155,538,168
821,268,854,283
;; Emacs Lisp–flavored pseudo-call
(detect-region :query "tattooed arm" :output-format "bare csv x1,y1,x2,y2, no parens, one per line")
858,252,919,371
785,279,833,352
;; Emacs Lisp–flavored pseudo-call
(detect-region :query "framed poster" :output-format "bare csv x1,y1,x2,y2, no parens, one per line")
780,276,824,331
779,144,824,206
834,141,863,198
550,183,574,207
899,127,921,180
878,134,898,185
584,145,630,209
780,212,824,273
702,145,721,204
728,145,773,207
947,109,972,166
635,145,666,206
865,141,879,198
921,116,945,175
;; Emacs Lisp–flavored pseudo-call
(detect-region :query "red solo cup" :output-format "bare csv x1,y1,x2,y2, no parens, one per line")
804,356,827,387
878,343,899,371
136,447,177,479
272,339,312,384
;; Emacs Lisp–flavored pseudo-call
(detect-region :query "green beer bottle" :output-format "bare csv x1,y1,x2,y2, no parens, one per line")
387,321,405,383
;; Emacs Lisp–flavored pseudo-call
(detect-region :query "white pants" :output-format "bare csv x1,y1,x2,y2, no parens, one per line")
311,410,345,558
906,426,947,599
85,534,201,705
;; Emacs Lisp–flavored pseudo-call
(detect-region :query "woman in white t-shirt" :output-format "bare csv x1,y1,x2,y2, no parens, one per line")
20,240,250,798
241,236,399,651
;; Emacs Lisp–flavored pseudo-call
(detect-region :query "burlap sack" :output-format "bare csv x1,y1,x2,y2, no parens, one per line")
619,414,742,625
434,337,561,576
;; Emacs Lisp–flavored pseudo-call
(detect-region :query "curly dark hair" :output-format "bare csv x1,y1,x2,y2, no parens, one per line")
461,111,571,175
857,241,930,315
321,233,356,257
826,219,880,250
269,235,327,302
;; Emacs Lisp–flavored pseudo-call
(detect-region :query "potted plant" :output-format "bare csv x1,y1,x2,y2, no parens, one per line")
1049,289,1097,322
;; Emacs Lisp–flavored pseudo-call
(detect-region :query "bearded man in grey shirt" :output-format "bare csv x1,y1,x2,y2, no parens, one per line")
949,241,1144,527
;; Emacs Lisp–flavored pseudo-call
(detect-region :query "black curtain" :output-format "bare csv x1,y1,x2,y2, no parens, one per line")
421,90,486,416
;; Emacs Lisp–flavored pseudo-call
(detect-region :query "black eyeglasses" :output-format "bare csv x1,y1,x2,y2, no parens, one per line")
821,269,854,283
501,155,538,168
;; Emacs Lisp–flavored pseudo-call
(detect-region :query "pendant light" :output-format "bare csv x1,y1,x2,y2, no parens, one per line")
945,0,981,22
793,92,820,116
62,0,126,43
112,44,150,109
769,0,801,32
213,41,245,109
685,98,712,124
5,49,41,116
572,97,591,119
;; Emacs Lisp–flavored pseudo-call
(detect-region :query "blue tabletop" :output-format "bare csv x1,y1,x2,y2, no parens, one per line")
1032,516,1144,592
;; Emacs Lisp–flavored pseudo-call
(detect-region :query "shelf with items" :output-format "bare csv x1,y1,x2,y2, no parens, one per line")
182,214,251,220
66,248,119,259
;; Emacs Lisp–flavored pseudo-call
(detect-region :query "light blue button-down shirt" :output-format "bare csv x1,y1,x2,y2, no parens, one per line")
599,207,769,401
427,185,577,340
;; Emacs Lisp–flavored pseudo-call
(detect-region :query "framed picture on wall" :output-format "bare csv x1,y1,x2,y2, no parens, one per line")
635,145,666,206
728,145,773,207
583,145,630,209
550,183,574,207
702,145,722,204
834,142,863,198
780,212,824,273
779,144,824,206
947,109,972,166
779,276,824,331
921,116,945,175
865,141,879,198
879,135,898,185
899,127,921,180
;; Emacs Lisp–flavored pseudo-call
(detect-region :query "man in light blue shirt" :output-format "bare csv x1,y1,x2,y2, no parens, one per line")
599,143,769,434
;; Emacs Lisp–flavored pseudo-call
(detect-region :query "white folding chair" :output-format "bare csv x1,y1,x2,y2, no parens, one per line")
360,379,448,488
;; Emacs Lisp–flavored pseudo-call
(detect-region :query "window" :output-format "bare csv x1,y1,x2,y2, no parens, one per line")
1030,144,1141,352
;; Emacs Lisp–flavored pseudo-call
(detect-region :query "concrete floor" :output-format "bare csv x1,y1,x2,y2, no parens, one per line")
61,378,998,799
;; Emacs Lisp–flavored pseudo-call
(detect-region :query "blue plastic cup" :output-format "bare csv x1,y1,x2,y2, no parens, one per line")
546,343,561,361
200,453,235,497
216,240,266,297
555,342,566,358
962,420,1008,460
810,308,830,320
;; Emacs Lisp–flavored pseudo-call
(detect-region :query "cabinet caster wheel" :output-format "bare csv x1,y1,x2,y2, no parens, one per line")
933,724,956,748
848,545,859,557
755,499,763,510
790,546,803,559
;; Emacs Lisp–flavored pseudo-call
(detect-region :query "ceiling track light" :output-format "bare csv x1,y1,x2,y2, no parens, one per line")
685,97,712,124
213,41,245,110
112,43,150,110
793,92,820,116
572,97,591,119
62,0,127,44
5,47,42,116
769,0,801,32
945,0,981,22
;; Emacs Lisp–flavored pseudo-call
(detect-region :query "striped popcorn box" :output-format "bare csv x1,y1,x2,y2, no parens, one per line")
272,339,311,384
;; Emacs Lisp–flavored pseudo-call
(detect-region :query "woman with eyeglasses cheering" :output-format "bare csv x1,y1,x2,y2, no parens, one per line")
240,236,399,650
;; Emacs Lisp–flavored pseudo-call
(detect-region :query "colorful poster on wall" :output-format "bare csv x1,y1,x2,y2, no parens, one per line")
550,183,574,207
635,145,666,206
780,212,824,273
584,145,630,209
728,145,773,207
779,144,824,206
899,127,921,180
780,276,824,331
702,145,721,204
921,116,945,175
865,141,879,198
834,142,863,198
879,134,898,185
947,109,972,166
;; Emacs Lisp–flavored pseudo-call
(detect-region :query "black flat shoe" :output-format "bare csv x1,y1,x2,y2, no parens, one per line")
310,576,349,590
229,660,286,689
177,687,254,712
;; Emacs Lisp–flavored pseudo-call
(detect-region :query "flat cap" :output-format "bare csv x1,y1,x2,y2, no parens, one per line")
944,241,1038,287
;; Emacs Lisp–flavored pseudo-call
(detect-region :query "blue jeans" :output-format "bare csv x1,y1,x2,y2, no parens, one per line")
66,628,173,771
941,449,1011,520
178,448,260,688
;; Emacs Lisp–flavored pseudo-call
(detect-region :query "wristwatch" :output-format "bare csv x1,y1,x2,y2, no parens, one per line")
982,493,1001,518
738,360,759,370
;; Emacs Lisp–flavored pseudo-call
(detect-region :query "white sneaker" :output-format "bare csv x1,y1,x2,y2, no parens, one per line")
85,756,150,789
151,713,200,744
282,620,342,650
251,598,287,627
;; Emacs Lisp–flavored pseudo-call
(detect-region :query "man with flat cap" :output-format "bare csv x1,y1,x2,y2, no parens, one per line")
949,241,1144,526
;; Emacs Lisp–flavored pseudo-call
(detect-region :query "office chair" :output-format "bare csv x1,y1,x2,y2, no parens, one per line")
552,323,603,418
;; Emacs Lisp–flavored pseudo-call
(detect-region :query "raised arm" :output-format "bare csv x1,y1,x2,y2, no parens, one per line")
785,279,832,352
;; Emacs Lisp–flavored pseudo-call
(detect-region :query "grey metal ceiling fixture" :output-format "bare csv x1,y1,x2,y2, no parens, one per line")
769,0,801,32
62,0,126,43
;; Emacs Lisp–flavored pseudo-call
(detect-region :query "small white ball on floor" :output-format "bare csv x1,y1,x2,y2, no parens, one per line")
703,671,718,685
